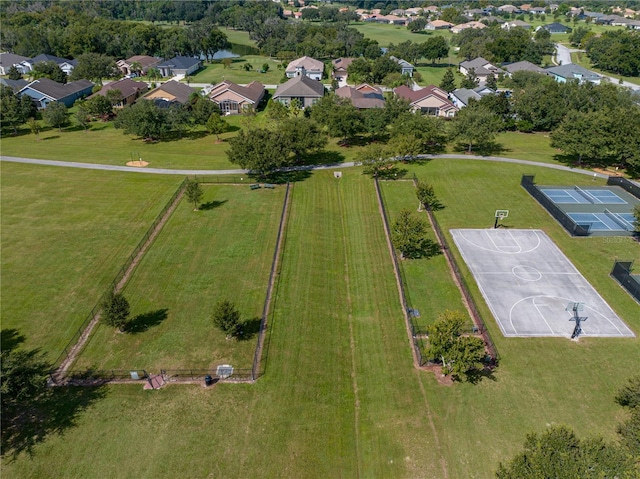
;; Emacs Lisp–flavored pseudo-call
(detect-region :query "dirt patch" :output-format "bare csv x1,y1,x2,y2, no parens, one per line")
126,160,149,167
593,167,623,177
421,364,454,386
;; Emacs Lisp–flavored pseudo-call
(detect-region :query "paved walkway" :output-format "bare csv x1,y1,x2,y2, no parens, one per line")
1,154,611,179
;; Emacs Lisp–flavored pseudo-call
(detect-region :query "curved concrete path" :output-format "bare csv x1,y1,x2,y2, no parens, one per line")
0,154,611,179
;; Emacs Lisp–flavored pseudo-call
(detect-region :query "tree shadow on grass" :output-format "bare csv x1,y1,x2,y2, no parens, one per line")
125,308,168,334
2,383,108,460
464,365,498,385
256,169,313,184
237,317,261,341
41,135,60,141
200,199,227,210
452,141,506,156
1,328,26,351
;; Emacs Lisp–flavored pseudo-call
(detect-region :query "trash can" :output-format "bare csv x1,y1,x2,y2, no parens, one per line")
204,375,213,387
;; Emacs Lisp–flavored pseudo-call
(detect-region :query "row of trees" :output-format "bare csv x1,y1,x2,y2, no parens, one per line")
586,30,640,77
454,24,555,65
1,6,229,62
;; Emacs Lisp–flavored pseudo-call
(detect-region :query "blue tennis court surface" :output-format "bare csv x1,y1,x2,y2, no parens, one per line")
541,188,627,205
567,212,636,231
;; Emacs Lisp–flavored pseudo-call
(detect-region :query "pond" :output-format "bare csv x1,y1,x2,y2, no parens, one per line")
202,42,260,60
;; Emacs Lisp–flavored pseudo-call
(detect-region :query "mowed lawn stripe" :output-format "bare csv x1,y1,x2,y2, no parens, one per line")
75,185,285,370
0,162,181,358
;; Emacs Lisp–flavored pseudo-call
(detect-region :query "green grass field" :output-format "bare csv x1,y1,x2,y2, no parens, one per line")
0,162,181,360
2,161,638,479
189,56,285,85
74,185,285,371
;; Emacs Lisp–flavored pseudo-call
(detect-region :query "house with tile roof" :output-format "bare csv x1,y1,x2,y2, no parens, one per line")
117,55,163,76
334,84,385,109
286,56,324,80
425,20,454,30
208,80,265,115
91,78,148,107
451,21,487,33
18,78,94,108
502,60,549,76
273,75,325,108
393,85,458,117
332,58,355,84
141,80,196,107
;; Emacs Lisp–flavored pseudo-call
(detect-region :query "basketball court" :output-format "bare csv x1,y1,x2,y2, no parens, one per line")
450,229,635,338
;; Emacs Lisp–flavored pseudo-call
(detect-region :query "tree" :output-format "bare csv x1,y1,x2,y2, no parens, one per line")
407,18,427,32
280,117,327,163
167,104,190,138
616,375,640,409
75,101,91,131
550,110,607,165
358,143,397,179
310,96,363,145
101,291,130,332
416,180,437,210
634,205,640,233
146,67,161,81
129,61,143,77
262,63,269,73
426,310,485,380
70,53,119,82
422,36,449,64
105,89,123,108
184,179,204,210
0,86,35,134
615,374,640,455
7,65,22,80
28,117,41,137
266,98,290,121
189,94,220,126
32,61,67,83
496,425,637,479
485,73,498,90
206,112,228,141
212,299,241,339
114,100,169,141
439,68,457,93
391,112,448,155
85,94,113,119
42,101,69,131
449,105,500,153
460,68,479,89
226,128,291,177
391,209,433,259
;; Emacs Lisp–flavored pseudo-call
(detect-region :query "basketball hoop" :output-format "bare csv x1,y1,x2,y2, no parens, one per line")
494,209,509,228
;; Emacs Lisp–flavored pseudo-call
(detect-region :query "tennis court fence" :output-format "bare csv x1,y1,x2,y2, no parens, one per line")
610,261,640,304
607,176,640,199
521,175,591,237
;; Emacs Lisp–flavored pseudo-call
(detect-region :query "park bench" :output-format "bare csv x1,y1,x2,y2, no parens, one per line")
250,184,261,190
264,184,275,189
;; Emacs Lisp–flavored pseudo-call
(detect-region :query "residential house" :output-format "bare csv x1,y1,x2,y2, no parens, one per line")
497,5,521,14
502,20,532,30
393,85,458,117
156,56,201,77
545,64,602,85
405,8,423,16
208,80,265,114
531,7,546,15
464,8,485,19
449,86,494,108
141,80,195,107
286,56,324,80
334,84,385,109
18,78,94,108
423,6,439,14
482,16,505,24
28,54,77,75
273,75,325,108
502,60,549,76
331,58,355,84
0,78,29,90
459,57,505,82
117,55,162,76
390,56,414,77
539,22,572,34
425,20,454,30
0,53,31,75
91,78,148,107
451,21,487,33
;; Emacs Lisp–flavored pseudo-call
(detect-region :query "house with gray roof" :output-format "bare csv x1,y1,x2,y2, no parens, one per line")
0,78,29,90
459,57,505,83
156,56,201,77
27,54,77,75
91,78,148,107
502,20,532,30
502,60,549,76
273,75,325,108
18,78,94,108
208,80,265,114
539,22,572,33
390,56,414,77
141,80,195,107
0,53,31,75
449,86,495,108
545,64,602,85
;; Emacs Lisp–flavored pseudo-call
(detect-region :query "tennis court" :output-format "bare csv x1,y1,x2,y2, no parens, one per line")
451,229,635,338
567,212,636,232
540,187,628,205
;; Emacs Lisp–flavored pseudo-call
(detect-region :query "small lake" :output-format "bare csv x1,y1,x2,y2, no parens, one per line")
203,43,260,60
